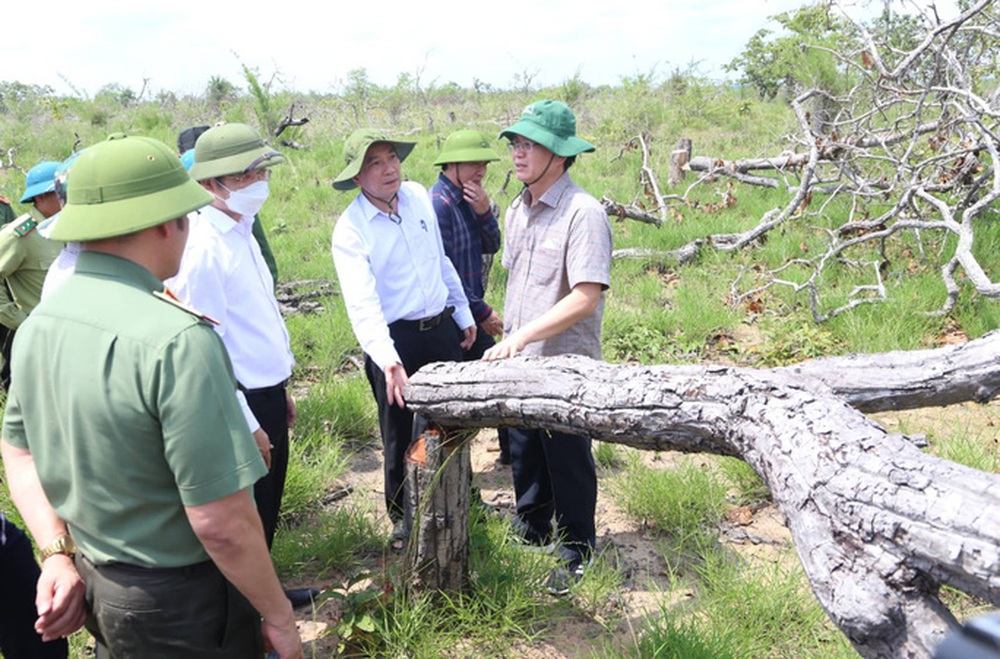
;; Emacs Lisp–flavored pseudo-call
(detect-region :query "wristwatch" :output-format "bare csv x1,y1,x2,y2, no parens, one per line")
39,533,77,561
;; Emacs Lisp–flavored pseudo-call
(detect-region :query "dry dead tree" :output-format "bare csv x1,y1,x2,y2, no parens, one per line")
405,329,1000,659
607,0,1000,322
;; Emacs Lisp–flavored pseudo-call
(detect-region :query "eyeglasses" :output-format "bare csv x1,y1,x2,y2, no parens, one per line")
507,141,536,154
222,168,270,186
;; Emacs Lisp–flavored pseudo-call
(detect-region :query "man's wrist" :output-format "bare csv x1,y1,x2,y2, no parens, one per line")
39,533,76,562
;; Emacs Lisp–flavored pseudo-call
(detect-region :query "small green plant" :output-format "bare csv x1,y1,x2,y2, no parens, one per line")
323,573,386,655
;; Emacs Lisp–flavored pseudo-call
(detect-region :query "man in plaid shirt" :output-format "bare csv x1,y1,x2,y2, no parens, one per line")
431,130,510,464
484,101,613,594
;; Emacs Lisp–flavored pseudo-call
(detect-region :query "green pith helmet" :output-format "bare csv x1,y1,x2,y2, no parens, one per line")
188,123,285,182
332,129,415,191
49,134,213,242
432,130,501,166
499,100,595,157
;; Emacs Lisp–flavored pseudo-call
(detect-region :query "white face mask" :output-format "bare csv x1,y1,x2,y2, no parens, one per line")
219,180,269,217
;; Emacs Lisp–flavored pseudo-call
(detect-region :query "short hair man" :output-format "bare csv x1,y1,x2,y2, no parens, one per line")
166,123,296,551
484,100,613,594
430,129,510,463
331,129,476,539
0,161,65,389
1,134,302,657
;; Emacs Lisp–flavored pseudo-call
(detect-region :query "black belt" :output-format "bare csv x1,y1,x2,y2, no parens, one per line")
393,306,455,332
237,379,288,395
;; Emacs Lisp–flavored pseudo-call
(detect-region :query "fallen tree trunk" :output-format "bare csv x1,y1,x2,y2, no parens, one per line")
404,333,1000,659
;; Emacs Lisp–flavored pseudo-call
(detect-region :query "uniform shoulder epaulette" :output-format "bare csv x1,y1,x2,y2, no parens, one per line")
12,215,37,237
153,288,220,325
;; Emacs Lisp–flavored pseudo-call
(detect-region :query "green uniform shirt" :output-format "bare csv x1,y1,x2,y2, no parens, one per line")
2,251,265,567
0,198,16,227
0,209,63,329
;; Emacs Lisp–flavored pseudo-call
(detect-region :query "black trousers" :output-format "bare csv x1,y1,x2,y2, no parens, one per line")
0,517,67,659
0,326,14,392
245,383,289,548
364,318,463,521
508,427,597,565
461,329,510,460
77,555,261,658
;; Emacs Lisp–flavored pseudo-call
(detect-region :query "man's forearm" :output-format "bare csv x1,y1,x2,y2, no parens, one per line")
186,490,295,626
1,440,69,546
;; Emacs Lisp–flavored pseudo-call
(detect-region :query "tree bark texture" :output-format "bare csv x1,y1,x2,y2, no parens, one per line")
404,336,1000,659
403,427,471,594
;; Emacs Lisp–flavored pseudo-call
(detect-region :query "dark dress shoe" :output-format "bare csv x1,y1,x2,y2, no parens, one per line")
284,587,320,608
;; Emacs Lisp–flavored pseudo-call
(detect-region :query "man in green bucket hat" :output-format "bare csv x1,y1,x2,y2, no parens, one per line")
331,129,476,544
167,123,298,560
430,129,511,464
484,100,613,595
1,134,303,657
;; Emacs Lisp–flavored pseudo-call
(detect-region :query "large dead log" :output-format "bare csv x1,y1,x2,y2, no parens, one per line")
404,335,1000,659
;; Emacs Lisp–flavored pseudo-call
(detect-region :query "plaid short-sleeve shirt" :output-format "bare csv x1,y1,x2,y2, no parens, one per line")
502,172,612,359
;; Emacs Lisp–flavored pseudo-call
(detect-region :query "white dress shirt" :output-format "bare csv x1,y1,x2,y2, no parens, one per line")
331,181,473,371
40,241,82,301
167,205,294,432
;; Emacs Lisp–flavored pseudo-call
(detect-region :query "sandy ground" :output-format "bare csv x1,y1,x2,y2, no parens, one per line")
284,427,796,657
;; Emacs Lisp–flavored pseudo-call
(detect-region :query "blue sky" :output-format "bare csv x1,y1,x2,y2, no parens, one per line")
1,0,960,97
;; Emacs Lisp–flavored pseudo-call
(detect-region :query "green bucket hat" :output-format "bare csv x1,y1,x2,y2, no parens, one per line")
188,123,285,182
432,130,501,166
332,129,415,191
49,134,213,242
499,100,595,157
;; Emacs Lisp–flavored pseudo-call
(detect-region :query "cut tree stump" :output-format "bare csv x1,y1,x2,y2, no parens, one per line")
403,426,471,593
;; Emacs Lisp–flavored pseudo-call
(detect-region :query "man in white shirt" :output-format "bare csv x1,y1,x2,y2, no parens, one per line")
166,123,295,551
331,129,475,542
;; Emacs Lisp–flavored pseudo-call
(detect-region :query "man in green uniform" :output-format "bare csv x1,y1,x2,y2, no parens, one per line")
1,134,303,658
0,161,64,389
0,194,16,226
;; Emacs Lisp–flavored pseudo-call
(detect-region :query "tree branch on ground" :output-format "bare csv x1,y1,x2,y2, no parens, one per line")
405,332,1000,658
604,1,1000,321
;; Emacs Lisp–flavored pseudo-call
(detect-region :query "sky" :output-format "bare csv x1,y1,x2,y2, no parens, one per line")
1,0,962,97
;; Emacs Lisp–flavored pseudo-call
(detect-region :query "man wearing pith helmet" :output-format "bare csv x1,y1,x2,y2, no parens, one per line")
484,100,613,595
0,161,64,389
331,129,476,543
431,129,511,463
167,123,297,556
1,134,303,657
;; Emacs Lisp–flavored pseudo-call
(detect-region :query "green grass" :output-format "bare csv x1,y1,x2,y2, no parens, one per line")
612,457,728,545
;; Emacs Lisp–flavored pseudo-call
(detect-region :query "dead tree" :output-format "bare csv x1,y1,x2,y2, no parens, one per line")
404,329,1000,659
606,1,1000,322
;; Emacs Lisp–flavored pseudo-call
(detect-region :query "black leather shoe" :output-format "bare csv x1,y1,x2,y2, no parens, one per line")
285,587,320,608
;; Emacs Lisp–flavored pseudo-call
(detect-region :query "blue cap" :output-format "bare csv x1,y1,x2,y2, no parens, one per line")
179,149,196,171
20,161,61,203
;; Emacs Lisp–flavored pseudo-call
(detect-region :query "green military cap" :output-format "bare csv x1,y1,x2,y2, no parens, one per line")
432,129,501,166
49,134,213,242
188,123,285,182
499,100,595,157
332,129,415,191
